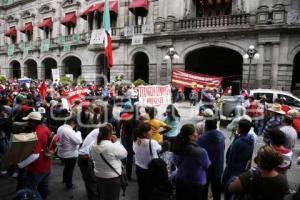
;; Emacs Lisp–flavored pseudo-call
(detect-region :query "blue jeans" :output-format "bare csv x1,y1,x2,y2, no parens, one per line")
23,171,51,200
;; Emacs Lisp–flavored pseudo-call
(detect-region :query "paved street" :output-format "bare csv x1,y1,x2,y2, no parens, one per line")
0,102,300,200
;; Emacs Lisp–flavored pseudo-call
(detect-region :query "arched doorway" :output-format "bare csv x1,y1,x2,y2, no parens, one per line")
292,52,300,92
10,60,21,79
133,52,149,83
42,58,58,80
185,47,243,88
24,59,38,79
96,54,110,85
62,56,82,79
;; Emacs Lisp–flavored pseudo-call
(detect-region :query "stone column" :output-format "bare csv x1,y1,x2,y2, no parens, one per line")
57,2,63,37
271,43,280,89
37,66,44,80
256,44,264,88
156,48,163,84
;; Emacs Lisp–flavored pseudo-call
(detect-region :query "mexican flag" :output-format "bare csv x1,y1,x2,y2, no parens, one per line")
103,0,113,69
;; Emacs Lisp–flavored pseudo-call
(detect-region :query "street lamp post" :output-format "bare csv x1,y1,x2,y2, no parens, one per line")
243,45,260,89
164,47,179,82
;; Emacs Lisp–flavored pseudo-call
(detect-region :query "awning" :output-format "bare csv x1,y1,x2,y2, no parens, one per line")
20,22,33,33
5,27,17,37
128,0,148,17
38,18,53,30
61,12,77,26
91,1,118,15
80,5,94,20
91,3,103,13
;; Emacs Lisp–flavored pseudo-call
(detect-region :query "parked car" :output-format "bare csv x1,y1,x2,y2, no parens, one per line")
220,89,300,119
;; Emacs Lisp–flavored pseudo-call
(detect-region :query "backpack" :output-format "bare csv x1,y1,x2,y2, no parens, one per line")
148,140,172,192
43,133,59,159
231,169,262,200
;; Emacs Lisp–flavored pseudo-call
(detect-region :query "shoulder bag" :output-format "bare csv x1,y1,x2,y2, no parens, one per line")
99,153,128,196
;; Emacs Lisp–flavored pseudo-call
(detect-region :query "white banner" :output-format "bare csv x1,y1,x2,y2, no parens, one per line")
138,85,172,106
132,35,143,46
124,26,134,37
142,24,154,34
90,29,106,45
51,69,60,82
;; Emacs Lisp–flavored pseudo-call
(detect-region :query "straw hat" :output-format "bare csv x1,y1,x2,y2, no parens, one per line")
203,108,214,117
268,103,285,115
287,109,300,118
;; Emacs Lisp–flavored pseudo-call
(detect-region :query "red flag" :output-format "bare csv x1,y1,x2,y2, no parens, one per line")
105,33,113,69
39,81,47,100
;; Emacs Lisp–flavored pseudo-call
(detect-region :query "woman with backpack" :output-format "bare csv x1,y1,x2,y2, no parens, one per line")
173,124,211,200
228,145,289,200
90,124,127,200
133,122,162,200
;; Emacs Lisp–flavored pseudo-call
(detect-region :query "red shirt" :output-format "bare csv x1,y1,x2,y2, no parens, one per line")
26,124,52,173
281,104,289,114
293,118,300,133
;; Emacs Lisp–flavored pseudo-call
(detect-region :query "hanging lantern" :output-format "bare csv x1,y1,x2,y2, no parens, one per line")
207,0,213,6
216,0,222,6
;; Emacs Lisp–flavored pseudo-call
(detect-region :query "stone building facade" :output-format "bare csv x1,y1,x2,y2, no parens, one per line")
0,0,300,91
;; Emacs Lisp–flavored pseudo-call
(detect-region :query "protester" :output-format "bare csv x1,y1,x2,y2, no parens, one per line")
288,109,300,138
120,105,140,180
196,108,214,136
228,145,289,200
222,119,255,200
57,117,83,189
269,128,292,175
280,115,298,150
90,124,127,200
18,112,52,200
163,104,180,145
262,103,285,144
159,140,176,183
78,128,100,200
198,119,225,200
133,122,161,200
173,124,211,200
213,94,223,121
145,107,171,143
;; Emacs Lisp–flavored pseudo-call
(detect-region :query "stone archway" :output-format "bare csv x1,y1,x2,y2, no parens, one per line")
185,46,243,87
42,57,58,80
62,56,82,79
24,59,38,79
292,51,300,92
133,52,149,83
9,60,21,79
96,54,110,84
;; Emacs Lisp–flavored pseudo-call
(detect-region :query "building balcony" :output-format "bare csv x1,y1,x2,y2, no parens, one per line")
176,14,251,31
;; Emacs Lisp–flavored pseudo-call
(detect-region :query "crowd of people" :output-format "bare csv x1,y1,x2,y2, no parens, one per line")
0,79,300,200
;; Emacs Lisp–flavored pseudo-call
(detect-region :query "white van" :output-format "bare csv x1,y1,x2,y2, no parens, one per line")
250,89,300,111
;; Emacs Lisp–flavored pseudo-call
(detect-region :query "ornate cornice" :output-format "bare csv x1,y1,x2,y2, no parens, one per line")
6,15,18,23
61,0,80,9
39,4,56,14
21,10,35,19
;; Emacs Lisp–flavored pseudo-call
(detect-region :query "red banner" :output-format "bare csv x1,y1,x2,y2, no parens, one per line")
172,69,223,89
62,88,90,105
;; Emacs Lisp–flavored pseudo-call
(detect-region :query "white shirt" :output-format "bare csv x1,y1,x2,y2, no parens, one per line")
79,128,99,156
133,139,162,169
280,125,298,150
57,124,82,158
90,140,127,178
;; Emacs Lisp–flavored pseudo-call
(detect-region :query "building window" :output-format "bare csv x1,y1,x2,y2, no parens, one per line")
61,12,77,35
196,0,232,17
95,12,102,29
44,27,51,39
26,32,32,42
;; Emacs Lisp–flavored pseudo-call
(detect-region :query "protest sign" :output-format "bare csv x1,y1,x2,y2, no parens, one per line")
138,85,171,106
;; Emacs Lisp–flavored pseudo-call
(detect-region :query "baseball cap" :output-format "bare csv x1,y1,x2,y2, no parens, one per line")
38,107,46,114
22,112,42,121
